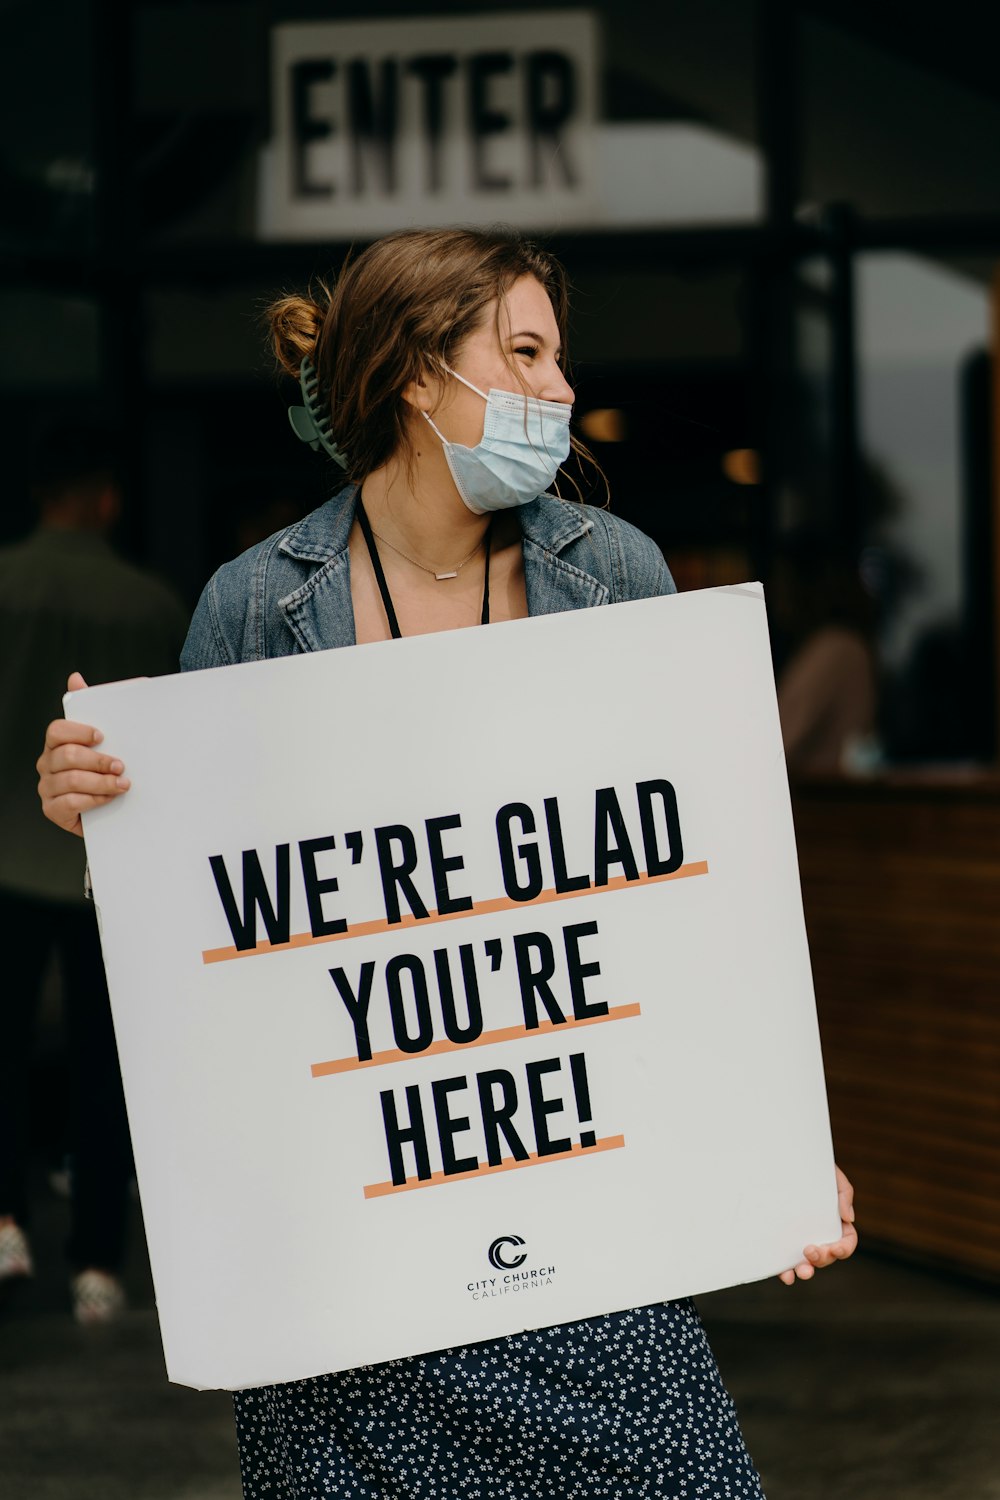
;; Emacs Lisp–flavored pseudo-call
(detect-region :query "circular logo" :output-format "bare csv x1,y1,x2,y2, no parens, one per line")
488,1235,527,1270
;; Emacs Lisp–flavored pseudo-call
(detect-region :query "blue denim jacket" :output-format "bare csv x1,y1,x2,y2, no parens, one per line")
180,484,674,669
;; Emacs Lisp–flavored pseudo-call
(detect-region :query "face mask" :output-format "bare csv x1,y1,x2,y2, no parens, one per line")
422,367,572,515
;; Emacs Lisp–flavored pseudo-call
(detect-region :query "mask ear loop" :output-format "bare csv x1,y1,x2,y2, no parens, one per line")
421,363,488,445
444,366,490,402
420,409,449,444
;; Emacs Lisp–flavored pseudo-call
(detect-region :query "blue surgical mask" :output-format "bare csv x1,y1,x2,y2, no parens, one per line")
422,367,572,515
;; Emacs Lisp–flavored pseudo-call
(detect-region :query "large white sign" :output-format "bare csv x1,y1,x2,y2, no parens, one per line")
258,12,599,238
75,585,839,1392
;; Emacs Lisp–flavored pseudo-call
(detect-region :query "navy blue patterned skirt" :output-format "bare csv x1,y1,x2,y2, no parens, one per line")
234,1299,764,1498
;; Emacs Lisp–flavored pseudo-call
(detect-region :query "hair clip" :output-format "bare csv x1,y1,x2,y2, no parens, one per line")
287,356,348,469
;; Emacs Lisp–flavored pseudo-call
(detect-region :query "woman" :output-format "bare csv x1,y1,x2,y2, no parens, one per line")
38,228,856,1499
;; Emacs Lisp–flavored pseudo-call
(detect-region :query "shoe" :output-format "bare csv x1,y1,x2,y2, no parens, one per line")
71,1268,126,1325
0,1222,34,1282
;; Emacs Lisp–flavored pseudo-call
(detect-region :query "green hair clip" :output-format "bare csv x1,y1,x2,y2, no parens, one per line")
287,356,348,469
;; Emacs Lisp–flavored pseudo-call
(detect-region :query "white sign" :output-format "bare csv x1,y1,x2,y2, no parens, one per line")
75,586,839,1392
258,12,600,238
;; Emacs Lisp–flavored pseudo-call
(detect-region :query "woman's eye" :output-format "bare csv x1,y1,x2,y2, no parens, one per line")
515,345,539,359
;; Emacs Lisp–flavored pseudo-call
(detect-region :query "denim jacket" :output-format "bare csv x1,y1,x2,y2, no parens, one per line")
180,484,674,670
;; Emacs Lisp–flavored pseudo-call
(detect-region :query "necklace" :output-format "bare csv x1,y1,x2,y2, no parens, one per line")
356,498,492,638
368,524,484,581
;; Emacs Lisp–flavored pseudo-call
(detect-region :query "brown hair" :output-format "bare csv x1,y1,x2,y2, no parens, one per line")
266,226,601,499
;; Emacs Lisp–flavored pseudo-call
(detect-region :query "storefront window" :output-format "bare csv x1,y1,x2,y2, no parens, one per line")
856,253,993,759
0,290,101,544
800,14,1000,220
0,0,95,251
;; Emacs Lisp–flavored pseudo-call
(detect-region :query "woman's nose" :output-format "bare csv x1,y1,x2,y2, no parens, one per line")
539,365,574,405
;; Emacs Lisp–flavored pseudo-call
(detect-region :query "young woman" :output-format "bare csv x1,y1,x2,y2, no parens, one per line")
38,227,857,1499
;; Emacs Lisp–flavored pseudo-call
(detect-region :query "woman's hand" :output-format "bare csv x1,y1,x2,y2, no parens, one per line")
779,1164,858,1285
37,672,131,837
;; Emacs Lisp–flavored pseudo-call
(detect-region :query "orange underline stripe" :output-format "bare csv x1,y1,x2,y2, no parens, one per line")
362,1134,626,1199
201,861,709,965
310,1001,641,1078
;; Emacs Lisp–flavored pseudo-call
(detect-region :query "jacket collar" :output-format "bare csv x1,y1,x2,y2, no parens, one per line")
276,483,604,653
278,483,361,564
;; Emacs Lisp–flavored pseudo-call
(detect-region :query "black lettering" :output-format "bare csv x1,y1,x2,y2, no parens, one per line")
593,786,640,888
290,59,335,198
435,945,484,1044
526,1057,570,1155
467,51,513,190
408,53,457,190
346,56,398,193
563,921,606,1019
496,803,543,901
525,50,576,186
209,846,290,952
544,797,589,893
328,961,375,1061
385,954,434,1054
299,835,347,938
375,823,429,924
569,1051,596,1147
477,1069,530,1166
380,1085,430,1185
637,779,683,875
426,814,472,914
432,1076,478,1174
513,931,565,1028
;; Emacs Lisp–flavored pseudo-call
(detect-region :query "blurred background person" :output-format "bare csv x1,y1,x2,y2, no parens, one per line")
770,528,880,775
0,421,189,1322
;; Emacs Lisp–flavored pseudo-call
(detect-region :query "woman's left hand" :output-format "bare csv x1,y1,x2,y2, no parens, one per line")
778,1164,858,1285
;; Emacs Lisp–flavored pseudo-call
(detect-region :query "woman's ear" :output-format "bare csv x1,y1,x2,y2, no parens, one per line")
401,364,445,414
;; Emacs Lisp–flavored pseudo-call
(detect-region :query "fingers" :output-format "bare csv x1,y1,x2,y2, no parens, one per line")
778,1193,860,1285
835,1163,856,1224
41,767,131,800
801,1245,838,1270
43,718,104,752
38,784,126,835
795,1221,859,1275
66,671,89,693
39,758,130,810
827,1221,859,1261
778,1259,815,1284
38,698,129,836
37,739,125,779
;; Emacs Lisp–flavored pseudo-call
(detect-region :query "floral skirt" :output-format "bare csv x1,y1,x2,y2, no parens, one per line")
234,1299,765,1499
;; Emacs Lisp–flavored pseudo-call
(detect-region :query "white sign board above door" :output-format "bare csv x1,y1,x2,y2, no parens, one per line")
257,11,600,238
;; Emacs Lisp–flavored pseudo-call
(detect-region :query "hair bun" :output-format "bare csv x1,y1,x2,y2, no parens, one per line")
266,287,328,377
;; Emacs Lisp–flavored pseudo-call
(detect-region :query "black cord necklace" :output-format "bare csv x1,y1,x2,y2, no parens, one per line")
356,497,493,641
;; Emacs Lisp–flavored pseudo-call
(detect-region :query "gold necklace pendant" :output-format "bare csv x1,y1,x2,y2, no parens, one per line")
371,526,482,581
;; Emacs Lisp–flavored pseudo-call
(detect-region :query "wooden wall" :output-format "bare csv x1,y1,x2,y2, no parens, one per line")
793,776,1000,1281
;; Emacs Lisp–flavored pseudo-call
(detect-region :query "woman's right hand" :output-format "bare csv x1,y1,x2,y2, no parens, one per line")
37,672,131,838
